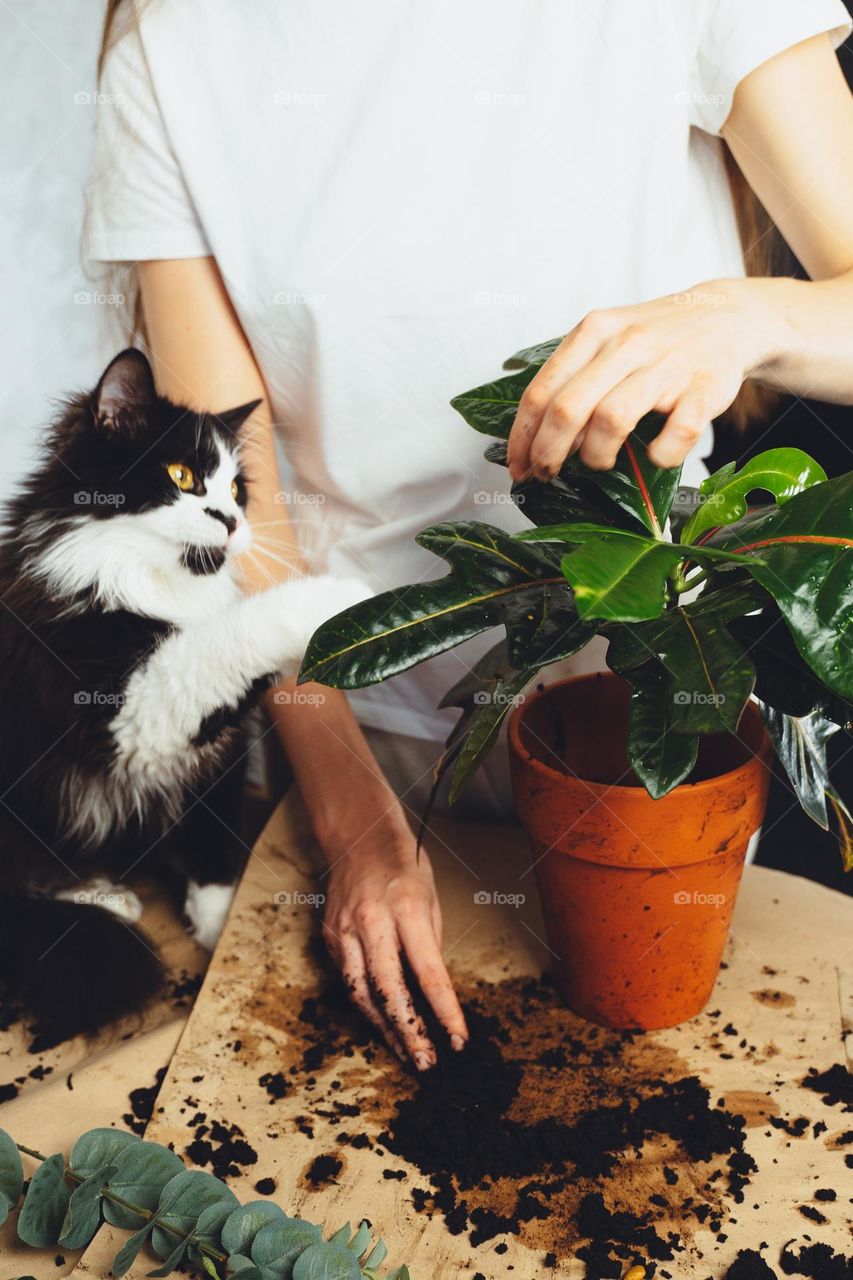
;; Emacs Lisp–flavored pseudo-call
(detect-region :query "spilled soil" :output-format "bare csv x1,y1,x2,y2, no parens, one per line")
235,954,763,1277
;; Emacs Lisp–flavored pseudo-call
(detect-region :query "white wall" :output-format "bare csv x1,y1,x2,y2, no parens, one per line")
0,1,109,488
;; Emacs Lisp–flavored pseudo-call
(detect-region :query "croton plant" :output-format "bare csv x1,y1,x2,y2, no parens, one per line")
299,338,853,865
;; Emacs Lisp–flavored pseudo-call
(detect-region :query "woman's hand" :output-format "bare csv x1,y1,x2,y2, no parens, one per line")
507,279,770,480
320,813,467,1070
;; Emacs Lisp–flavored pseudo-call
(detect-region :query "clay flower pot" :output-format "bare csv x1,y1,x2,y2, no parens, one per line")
508,671,772,1030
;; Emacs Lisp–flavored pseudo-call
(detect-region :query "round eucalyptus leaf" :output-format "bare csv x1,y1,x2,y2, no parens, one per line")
69,1127,140,1179
251,1219,323,1276
16,1153,72,1247
151,1169,238,1261
291,1241,360,1280
103,1140,185,1229
0,1128,24,1208
58,1162,118,1249
221,1200,288,1255
111,1220,155,1277
189,1196,264,1264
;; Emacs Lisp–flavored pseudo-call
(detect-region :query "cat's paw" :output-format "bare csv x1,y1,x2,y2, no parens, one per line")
184,880,236,951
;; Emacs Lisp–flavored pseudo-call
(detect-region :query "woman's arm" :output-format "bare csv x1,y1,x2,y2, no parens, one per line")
138,257,467,1068
507,31,853,479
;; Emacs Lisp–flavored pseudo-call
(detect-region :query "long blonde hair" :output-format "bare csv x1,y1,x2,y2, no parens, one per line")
98,1,785,430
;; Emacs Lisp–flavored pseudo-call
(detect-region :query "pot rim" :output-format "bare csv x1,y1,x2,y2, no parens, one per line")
508,670,771,797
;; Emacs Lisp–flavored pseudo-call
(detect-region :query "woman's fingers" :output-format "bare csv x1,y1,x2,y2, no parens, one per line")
576,366,674,471
513,325,657,481
647,381,716,468
362,916,437,1070
326,922,408,1062
397,913,468,1051
507,314,614,479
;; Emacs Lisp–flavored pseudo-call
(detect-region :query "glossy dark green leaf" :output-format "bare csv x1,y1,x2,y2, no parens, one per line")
713,473,853,699
103,1140,185,1230
448,665,539,803
299,523,565,688
502,336,563,370
560,413,681,535
16,1153,71,1247
555,530,752,623
607,597,757,735
680,448,827,545
621,660,699,798
450,365,538,438
58,1162,117,1249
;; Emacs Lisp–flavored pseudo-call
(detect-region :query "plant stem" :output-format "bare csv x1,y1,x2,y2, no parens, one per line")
15,1141,228,1265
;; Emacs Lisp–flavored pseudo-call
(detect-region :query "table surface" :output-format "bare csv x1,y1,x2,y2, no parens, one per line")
2,793,852,1278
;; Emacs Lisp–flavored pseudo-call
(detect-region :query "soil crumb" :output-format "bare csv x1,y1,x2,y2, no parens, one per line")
726,1249,778,1280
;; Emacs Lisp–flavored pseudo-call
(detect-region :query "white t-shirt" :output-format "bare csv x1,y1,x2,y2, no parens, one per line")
86,0,851,740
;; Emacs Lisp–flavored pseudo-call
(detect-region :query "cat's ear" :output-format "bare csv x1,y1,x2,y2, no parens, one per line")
214,398,263,438
92,348,156,432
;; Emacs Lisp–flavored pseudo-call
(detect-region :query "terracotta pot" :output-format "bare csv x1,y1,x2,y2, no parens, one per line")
508,672,771,1030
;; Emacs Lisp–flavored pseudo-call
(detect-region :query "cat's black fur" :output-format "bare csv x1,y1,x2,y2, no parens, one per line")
0,350,266,1047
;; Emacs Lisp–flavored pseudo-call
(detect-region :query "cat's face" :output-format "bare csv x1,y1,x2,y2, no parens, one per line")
44,350,259,577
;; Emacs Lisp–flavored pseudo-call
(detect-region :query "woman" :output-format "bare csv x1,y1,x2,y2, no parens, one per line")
87,0,853,1069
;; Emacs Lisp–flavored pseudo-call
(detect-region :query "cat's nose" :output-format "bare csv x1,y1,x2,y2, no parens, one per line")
204,507,237,535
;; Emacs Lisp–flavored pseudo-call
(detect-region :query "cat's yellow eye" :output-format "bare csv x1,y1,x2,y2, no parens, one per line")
167,463,194,492
231,479,241,501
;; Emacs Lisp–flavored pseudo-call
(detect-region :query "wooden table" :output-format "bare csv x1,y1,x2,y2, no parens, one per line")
3,793,852,1278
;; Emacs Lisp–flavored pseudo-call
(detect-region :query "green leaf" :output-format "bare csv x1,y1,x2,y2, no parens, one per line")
221,1201,288,1256
757,703,841,830
551,528,759,622
58,1162,117,1249
151,1170,238,1264
347,1220,371,1257
502,336,563,370
202,1258,221,1278
607,600,756,735
112,1220,156,1277
560,413,681,536
16,1153,72,1247
103,1140,185,1230
250,1219,323,1277
448,665,538,803
713,473,853,699
681,448,827,545
190,1196,258,1265
147,1232,188,1277
623,661,700,798
291,1241,361,1280
299,522,566,688
69,1128,140,1179
363,1240,388,1269
0,1129,24,1216
450,365,538,438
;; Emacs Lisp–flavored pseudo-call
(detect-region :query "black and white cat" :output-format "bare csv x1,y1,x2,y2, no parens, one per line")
0,349,367,1047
